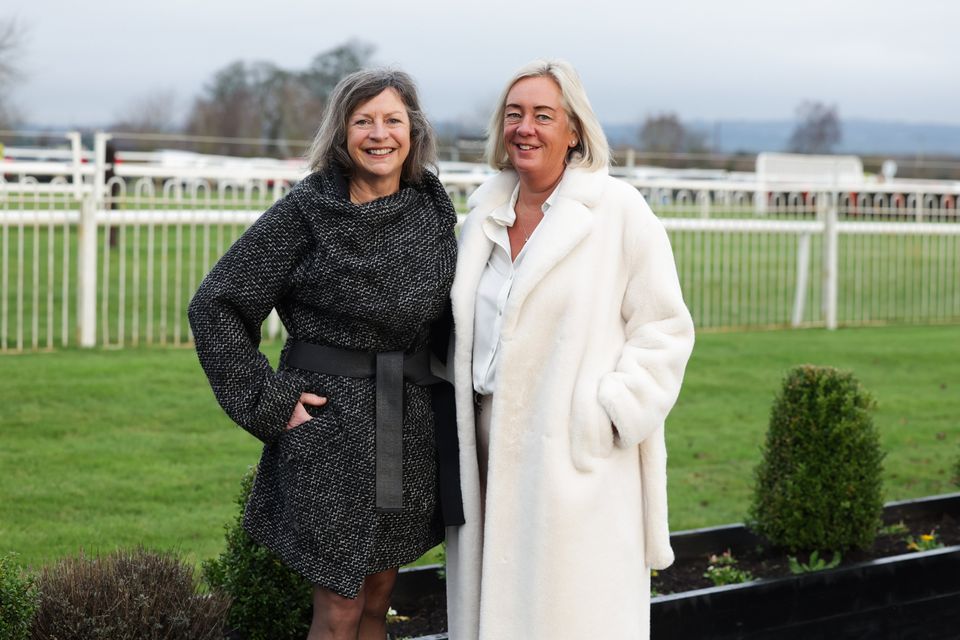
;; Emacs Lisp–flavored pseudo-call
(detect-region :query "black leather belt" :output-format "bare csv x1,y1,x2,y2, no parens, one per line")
286,340,464,525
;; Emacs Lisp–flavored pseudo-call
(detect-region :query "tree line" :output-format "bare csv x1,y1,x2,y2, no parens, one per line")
639,102,842,156
1,16,841,157
0,18,23,129
0,16,375,156
112,40,376,157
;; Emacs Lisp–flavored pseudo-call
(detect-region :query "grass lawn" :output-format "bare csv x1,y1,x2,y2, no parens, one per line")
667,324,960,529
1,325,958,571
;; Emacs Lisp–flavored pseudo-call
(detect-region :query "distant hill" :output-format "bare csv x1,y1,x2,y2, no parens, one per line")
602,119,960,156
18,118,960,158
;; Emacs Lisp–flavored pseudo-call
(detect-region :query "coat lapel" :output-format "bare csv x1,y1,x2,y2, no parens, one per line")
452,166,609,340
450,218,493,346
503,167,608,325
504,197,592,317
450,171,516,343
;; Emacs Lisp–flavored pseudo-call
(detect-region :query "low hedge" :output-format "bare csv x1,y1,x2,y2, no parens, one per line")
749,365,884,553
0,552,38,640
203,467,313,640
30,547,228,640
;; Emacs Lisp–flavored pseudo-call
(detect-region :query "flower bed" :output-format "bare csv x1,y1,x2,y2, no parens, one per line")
389,493,960,639
650,492,960,638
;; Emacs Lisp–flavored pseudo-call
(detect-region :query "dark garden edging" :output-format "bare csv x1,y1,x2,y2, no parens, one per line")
390,563,447,640
391,493,960,640
652,545,960,639
392,563,445,613
651,492,960,639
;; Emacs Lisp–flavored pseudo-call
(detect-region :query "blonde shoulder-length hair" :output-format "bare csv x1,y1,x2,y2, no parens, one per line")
485,59,610,172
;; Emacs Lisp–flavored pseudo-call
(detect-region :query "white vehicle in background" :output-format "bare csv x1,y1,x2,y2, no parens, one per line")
109,149,308,191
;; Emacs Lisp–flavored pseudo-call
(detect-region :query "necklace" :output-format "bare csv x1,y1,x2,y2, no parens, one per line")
514,202,542,244
515,214,533,243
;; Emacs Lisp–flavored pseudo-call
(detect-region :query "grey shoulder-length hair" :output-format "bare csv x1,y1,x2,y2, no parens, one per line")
306,68,437,183
485,59,610,172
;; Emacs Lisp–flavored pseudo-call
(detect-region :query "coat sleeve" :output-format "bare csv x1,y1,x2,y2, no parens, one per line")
187,195,312,444
597,196,695,448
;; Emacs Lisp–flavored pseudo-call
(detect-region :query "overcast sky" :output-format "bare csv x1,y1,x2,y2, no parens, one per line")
6,0,959,129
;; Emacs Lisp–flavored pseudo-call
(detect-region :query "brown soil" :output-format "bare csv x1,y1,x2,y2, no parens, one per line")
388,592,447,639
652,510,959,595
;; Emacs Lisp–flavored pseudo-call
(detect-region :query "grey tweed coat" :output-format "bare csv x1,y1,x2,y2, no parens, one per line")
188,166,457,598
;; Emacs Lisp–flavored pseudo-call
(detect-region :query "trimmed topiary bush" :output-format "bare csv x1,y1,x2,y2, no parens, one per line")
30,547,228,640
203,467,312,640
749,365,884,553
0,552,39,640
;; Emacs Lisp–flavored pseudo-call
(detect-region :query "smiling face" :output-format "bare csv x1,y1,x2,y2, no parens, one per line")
346,87,411,187
502,76,578,182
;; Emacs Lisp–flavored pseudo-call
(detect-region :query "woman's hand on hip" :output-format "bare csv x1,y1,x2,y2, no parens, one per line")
286,392,327,430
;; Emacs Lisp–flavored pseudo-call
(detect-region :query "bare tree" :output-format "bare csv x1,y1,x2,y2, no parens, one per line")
185,61,262,154
185,40,374,156
110,89,179,133
638,113,707,153
302,39,375,105
0,17,26,128
788,101,842,154
250,62,318,156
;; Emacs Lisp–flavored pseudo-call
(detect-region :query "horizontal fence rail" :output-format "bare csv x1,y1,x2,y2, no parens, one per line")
2,131,959,351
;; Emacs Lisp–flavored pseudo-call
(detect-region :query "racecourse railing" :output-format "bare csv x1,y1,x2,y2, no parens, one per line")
2,132,959,351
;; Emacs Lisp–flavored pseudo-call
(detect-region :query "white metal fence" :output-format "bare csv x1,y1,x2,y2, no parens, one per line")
2,132,959,352
634,179,960,330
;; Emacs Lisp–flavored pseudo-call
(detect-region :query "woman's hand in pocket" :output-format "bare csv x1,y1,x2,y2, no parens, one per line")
286,392,327,430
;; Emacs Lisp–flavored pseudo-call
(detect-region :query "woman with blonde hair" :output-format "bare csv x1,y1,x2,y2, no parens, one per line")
444,59,695,639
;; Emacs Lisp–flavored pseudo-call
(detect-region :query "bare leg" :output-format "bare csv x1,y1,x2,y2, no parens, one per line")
307,584,364,640
358,567,399,640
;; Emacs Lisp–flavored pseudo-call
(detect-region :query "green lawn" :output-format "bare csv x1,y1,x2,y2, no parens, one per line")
667,324,960,529
1,325,958,571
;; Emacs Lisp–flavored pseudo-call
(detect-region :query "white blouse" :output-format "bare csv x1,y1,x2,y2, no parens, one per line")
472,183,559,394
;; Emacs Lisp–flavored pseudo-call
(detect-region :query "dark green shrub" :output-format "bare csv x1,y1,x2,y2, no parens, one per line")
30,547,228,640
203,467,312,640
0,553,39,640
749,365,884,553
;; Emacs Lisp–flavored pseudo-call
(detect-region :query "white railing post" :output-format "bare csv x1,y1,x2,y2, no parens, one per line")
77,195,98,347
93,132,112,206
65,131,84,201
266,309,281,339
791,233,811,327
822,194,839,330
94,132,113,346
77,132,112,347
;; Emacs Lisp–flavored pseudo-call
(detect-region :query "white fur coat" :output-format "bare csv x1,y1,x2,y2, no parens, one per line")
444,167,695,640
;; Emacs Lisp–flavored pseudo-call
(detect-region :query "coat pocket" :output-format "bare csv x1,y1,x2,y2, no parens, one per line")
276,406,347,533
569,379,615,471
278,405,343,458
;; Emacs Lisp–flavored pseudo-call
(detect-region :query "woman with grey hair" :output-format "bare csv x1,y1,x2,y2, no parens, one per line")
444,59,695,639
189,68,460,640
